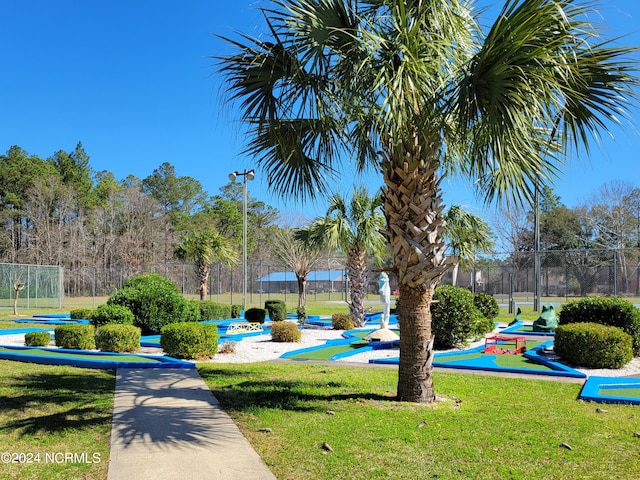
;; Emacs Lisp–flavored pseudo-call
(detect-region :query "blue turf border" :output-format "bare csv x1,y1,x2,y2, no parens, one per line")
0,345,194,369
580,376,640,405
368,341,586,378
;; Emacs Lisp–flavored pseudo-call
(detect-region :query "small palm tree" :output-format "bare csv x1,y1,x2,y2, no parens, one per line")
174,227,238,300
216,0,637,403
443,205,494,286
296,187,386,327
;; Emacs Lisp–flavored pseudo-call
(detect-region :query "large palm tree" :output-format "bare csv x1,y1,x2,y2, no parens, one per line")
296,187,386,327
216,0,637,403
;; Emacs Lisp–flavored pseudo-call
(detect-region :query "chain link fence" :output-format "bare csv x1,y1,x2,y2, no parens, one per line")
0,263,64,310
449,248,640,308
23,247,639,309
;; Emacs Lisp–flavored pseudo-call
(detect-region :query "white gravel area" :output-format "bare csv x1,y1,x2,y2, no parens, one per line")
3,328,640,377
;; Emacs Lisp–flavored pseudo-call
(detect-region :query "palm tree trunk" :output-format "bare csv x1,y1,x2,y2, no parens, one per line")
296,275,307,309
197,263,209,301
382,159,449,403
347,246,368,327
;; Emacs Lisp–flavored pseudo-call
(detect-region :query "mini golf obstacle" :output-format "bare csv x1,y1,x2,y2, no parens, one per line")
484,335,526,355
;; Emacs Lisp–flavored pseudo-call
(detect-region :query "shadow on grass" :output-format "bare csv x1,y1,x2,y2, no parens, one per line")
202,376,394,412
0,370,114,436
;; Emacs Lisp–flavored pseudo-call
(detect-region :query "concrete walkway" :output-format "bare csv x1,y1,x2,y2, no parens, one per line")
107,368,276,480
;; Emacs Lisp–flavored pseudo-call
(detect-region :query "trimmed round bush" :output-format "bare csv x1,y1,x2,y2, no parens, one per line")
198,301,232,320
554,323,633,369
107,273,199,335
70,308,93,320
95,324,141,353
271,321,301,342
245,308,266,323
431,285,477,350
24,331,51,347
160,323,218,360
265,300,287,321
90,304,135,328
55,324,95,350
473,293,500,319
332,313,354,330
231,304,241,318
559,296,640,354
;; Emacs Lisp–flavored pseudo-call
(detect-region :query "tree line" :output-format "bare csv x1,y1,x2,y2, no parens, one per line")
0,143,281,295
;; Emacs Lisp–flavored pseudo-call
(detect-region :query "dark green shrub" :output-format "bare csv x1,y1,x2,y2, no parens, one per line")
160,323,218,360
55,324,95,350
70,308,93,320
431,285,476,350
90,304,135,328
24,331,51,347
473,293,500,319
332,313,354,330
231,305,241,318
198,301,232,320
245,308,266,323
265,300,287,321
95,324,141,353
107,273,199,335
558,296,640,354
472,313,495,338
271,321,301,342
554,323,633,369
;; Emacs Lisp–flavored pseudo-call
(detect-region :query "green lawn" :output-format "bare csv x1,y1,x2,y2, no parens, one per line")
0,360,113,480
198,362,640,480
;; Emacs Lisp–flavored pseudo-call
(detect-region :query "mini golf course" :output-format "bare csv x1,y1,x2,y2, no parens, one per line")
3,314,640,404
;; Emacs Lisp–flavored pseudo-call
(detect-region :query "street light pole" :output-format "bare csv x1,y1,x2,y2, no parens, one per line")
228,169,255,310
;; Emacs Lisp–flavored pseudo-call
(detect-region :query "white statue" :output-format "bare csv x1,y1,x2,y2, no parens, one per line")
378,272,391,329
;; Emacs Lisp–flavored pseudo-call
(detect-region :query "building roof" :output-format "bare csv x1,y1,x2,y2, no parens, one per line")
256,270,345,282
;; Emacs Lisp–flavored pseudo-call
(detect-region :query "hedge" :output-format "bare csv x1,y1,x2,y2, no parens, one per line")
107,273,199,335
331,313,354,331
245,308,266,323
554,322,633,369
265,300,287,321
70,308,93,320
198,301,232,320
431,285,478,350
95,324,141,353
54,324,96,350
271,321,301,342
160,323,218,360
90,304,135,328
559,296,640,355
24,331,51,347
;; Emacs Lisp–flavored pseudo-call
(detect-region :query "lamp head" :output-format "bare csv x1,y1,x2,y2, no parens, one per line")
228,172,237,182
246,169,255,181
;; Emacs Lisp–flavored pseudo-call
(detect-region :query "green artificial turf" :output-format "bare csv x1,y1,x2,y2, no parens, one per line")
600,388,640,398
0,346,160,363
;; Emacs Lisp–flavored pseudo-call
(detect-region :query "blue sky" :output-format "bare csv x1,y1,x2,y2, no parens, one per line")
1,0,639,223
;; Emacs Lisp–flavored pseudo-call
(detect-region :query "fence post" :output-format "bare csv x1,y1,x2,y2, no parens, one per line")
508,273,514,314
